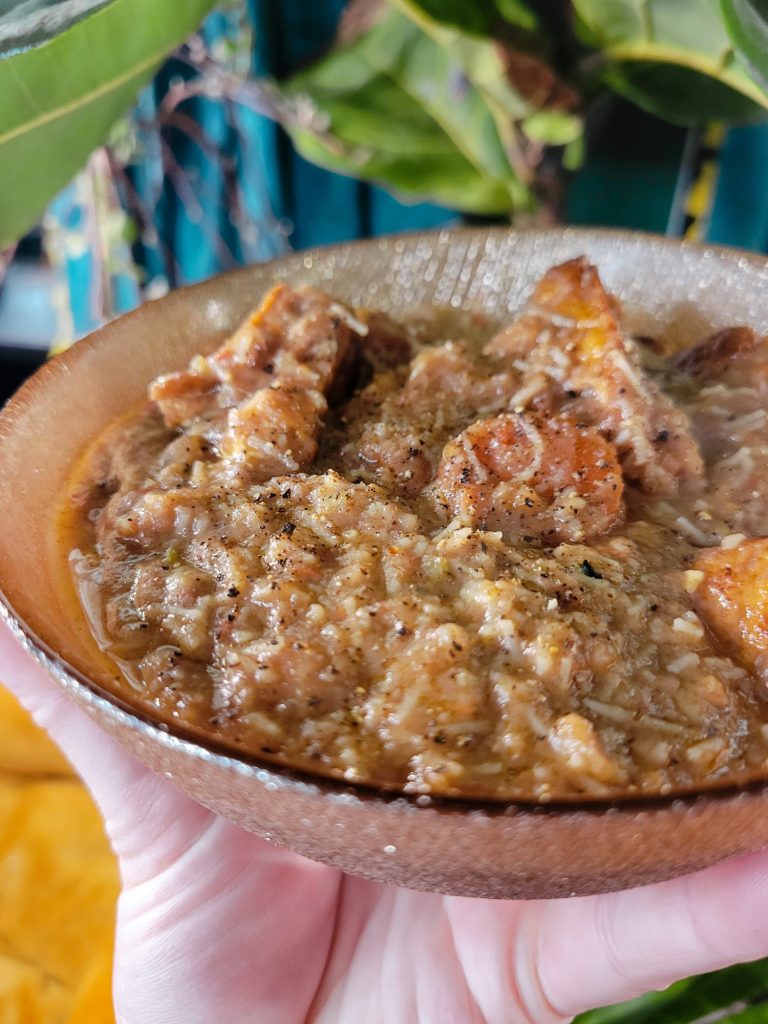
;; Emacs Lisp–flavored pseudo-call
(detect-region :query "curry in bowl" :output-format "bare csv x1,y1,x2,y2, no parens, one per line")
62,257,768,802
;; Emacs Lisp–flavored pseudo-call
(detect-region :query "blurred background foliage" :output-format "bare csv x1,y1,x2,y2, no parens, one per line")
2,1,768,1021
1,1,768,289
1,0,768,349
2,0,768,250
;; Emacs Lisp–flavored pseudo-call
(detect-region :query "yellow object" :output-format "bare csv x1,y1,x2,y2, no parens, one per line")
683,122,725,243
0,687,72,777
0,686,118,1023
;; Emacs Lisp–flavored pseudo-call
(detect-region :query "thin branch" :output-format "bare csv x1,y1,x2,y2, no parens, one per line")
160,139,240,271
105,146,182,286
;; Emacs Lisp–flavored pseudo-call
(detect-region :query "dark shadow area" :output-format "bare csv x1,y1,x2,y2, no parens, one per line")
0,348,45,407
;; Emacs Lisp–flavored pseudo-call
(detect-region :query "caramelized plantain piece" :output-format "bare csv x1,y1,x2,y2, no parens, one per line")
694,537,768,677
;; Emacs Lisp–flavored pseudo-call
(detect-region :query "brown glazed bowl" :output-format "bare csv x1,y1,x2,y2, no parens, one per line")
3,226,768,900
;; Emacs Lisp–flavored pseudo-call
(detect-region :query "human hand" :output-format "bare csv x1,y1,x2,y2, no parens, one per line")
3,620,768,1024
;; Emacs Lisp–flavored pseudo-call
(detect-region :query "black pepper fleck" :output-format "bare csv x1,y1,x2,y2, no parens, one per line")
581,560,603,579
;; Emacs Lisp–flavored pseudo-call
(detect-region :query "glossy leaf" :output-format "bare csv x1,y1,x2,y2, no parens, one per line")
0,0,110,56
400,0,495,35
0,0,216,246
493,0,537,30
283,5,580,216
721,0,768,89
573,0,768,124
403,0,537,34
576,958,768,1024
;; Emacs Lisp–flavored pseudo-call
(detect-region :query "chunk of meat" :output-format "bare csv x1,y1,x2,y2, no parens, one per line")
677,326,768,393
693,537,768,678
138,648,215,727
353,310,413,370
430,412,624,545
219,385,327,484
362,623,489,788
69,411,172,512
339,341,519,496
150,284,362,427
402,341,518,414
352,425,437,497
487,258,703,494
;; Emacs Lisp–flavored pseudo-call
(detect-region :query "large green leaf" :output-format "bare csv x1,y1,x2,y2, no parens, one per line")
404,0,537,34
0,1,110,55
574,0,768,124
282,5,581,216
722,0,768,89
0,0,216,246
576,958,768,1023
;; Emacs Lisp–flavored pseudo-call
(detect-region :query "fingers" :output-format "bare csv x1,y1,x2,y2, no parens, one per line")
445,897,565,1024
447,849,768,1024
114,818,339,1024
0,619,210,884
533,850,768,1019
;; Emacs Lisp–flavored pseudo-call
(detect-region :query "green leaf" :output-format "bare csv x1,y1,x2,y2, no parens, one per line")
576,958,768,1024
720,1005,768,1023
400,0,537,36
0,0,217,246
392,0,580,155
400,0,494,36
573,0,768,124
493,0,537,30
0,1,110,56
721,0,768,89
603,60,766,123
282,4,581,216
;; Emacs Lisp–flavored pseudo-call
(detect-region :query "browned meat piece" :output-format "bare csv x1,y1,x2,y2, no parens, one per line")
220,384,327,484
486,258,704,494
69,410,172,512
351,423,436,497
362,623,488,780
430,412,624,545
677,326,768,393
138,649,215,727
150,284,362,427
338,342,519,496
354,310,413,370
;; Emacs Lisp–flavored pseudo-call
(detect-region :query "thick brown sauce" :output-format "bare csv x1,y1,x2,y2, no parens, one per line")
60,264,768,802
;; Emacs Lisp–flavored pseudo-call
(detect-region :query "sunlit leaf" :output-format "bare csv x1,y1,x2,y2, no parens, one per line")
0,0,217,246
400,0,495,36
283,4,580,216
493,0,537,30
573,0,768,124
403,0,537,34
721,0,768,90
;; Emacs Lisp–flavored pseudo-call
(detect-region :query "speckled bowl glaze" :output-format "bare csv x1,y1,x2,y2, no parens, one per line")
3,227,768,899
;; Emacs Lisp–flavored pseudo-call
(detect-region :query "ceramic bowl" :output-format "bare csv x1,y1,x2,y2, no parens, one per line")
3,226,768,899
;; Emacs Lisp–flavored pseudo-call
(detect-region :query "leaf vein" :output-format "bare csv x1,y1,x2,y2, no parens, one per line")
0,46,166,147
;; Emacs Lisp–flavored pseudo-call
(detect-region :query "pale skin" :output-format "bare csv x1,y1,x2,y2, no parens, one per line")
3,621,768,1024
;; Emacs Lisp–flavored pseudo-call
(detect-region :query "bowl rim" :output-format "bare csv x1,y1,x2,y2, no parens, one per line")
4,223,768,817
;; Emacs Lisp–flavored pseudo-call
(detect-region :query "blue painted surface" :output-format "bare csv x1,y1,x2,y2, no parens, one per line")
127,2,454,288
9,6,768,351
708,122,768,252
